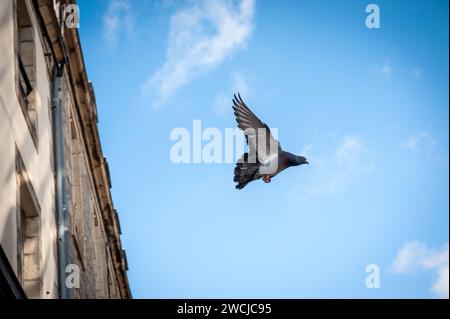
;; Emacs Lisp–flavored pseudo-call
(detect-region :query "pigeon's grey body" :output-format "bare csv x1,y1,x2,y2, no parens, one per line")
232,94,308,189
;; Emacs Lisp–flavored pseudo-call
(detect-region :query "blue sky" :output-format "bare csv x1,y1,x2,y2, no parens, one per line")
77,0,448,298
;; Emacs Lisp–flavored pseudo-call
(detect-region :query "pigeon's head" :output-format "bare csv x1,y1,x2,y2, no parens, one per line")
296,155,309,166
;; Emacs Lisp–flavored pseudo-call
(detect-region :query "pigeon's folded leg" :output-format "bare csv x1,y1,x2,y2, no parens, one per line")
262,175,272,183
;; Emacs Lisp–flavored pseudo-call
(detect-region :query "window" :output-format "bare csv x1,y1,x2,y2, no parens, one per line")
15,0,38,147
16,150,42,299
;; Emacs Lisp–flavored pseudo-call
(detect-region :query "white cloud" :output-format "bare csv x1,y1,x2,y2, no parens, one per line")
375,59,391,77
300,135,372,197
391,241,449,299
231,72,250,97
432,265,449,298
103,0,135,46
142,0,255,108
336,135,367,168
402,130,436,153
328,135,370,193
213,92,229,115
402,130,443,161
213,71,250,115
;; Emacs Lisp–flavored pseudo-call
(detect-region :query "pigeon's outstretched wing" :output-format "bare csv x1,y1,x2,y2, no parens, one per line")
232,93,281,163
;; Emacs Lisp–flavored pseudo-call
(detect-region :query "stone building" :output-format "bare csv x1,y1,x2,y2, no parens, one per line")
0,0,131,298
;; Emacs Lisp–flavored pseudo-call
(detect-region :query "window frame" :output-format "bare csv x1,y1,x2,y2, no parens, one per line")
15,148,42,299
14,0,39,149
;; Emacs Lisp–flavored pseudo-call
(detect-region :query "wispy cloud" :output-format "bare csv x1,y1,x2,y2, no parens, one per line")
327,135,371,193
300,135,373,197
402,130,442,161
336,135,368,170
231,72,250,97
213,71,250,115
402,130,436,152
391,241,449,298
142,0,256,108
376,59,392,77
103,0,135,46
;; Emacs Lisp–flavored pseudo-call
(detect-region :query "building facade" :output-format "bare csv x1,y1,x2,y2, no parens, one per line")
0,0,131,298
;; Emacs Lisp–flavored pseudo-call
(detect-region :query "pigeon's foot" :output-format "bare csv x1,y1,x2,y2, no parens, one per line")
262,175,272,183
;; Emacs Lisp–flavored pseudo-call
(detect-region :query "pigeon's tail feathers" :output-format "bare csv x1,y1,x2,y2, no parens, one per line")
234,153,260,190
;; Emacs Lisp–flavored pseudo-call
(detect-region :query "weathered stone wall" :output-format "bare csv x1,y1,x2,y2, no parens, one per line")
0,0,129,298
61,78,122,298
0,0,59,299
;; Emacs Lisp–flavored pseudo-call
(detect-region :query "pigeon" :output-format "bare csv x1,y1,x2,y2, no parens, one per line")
233,93,309,189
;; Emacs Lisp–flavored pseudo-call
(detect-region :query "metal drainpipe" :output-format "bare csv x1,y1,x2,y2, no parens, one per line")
52,63,71,299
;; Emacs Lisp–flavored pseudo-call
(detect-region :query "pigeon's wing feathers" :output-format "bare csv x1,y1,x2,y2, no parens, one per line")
232,93,281,163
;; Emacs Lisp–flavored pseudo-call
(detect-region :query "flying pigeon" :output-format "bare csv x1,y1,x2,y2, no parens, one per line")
233,93,309,189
